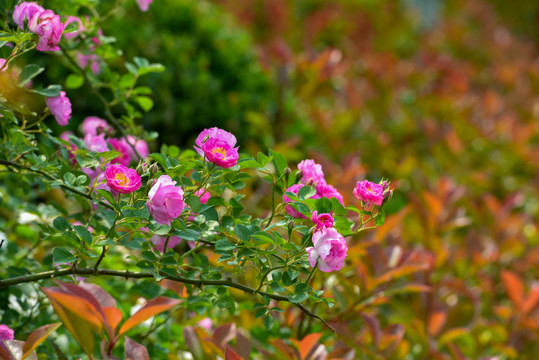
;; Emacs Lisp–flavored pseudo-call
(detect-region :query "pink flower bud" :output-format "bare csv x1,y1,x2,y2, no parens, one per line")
46,91,71,126
105,164,141,194
136,0,154,12
306,227,348,272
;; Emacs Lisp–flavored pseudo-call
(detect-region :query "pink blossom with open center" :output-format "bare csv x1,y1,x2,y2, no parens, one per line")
306,227,348,272
353,180,384,207
46,91,71,126
13,2,44,29
147,175,185,225
195,127,237,157
28,9,65,52
105,164,141,194
201,138,239,168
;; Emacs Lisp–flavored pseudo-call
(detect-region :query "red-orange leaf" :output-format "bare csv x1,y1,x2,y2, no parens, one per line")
428,311,447,336
501,270,524,308
299,333,322,360
225,346,243,360
103,307,123,335
22,323,61,359
118,297,180,336
522,287,539,315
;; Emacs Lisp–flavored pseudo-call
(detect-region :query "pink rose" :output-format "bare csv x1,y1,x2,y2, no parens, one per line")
353,180,384,207
105,164,141,194
298,159,326,186
81,116,111,136
12,2,44,29
0,324,14,354
312,211,334,229
108,138,132,166
315,183,344,205
136,0,154,12
124,135,149,160
0,58,7,72
84,133,109,153
147,175,186,225
63,16,83,40
283,184,319,219
46,91,71,125
194,127,237,157
201,138,239,168
306,227,348,272
28,10,65,52
194,188,211,204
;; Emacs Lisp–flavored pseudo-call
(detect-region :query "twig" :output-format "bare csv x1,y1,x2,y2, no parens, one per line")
0,267,335,331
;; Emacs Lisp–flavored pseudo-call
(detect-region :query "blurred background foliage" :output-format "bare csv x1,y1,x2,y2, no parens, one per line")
3,0,539,358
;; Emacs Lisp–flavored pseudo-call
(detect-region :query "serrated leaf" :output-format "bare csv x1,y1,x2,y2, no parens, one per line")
135,96,153,111
298,186,316,200
375,209,386,226
31,84,62,97
73,225,92,245
264,315,275,331
53,217,71,231
215,239,236,252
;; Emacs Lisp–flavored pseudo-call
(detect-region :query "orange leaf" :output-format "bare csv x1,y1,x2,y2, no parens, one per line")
225,346,243,360
428,311,446,336
299,333,322,360
103,307,123,334
522,287,539,315
42,288,98,356
118,296,180,336
22,323,61,359
501,270,524,308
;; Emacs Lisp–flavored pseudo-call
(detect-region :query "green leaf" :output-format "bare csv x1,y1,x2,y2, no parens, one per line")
298,185,316,200
234,224,251,242
96,189,118,209
18,64,44,87
215,239,236,253
289,292,309,303
264,315,276,331
255,308,267,318
238,159,261,169
316,198,333,214
53,248,76,264
135,96,153,111
66,74,84,89
31,84,62,97
53,217,71,232
73,226,92,246
269,149,287,175
141,251,158,262
375,209,386,226
186,195,201,213
149,153,167,168
256,152,273,167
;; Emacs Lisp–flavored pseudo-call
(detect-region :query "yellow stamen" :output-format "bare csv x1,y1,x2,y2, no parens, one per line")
212,147,227,157
114,172,130,187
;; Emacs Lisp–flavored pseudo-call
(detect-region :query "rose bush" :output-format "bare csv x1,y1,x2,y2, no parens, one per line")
0,1,397,359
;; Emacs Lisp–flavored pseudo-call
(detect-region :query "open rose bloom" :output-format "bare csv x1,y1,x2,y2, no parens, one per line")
13,2,44,29
195,127,239,168
353,180,384,207
147,175,185,225
306,227,348,272
105,164,141,194
28,9,65,51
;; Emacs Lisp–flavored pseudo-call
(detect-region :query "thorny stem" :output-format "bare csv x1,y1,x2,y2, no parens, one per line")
0,268,335,331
